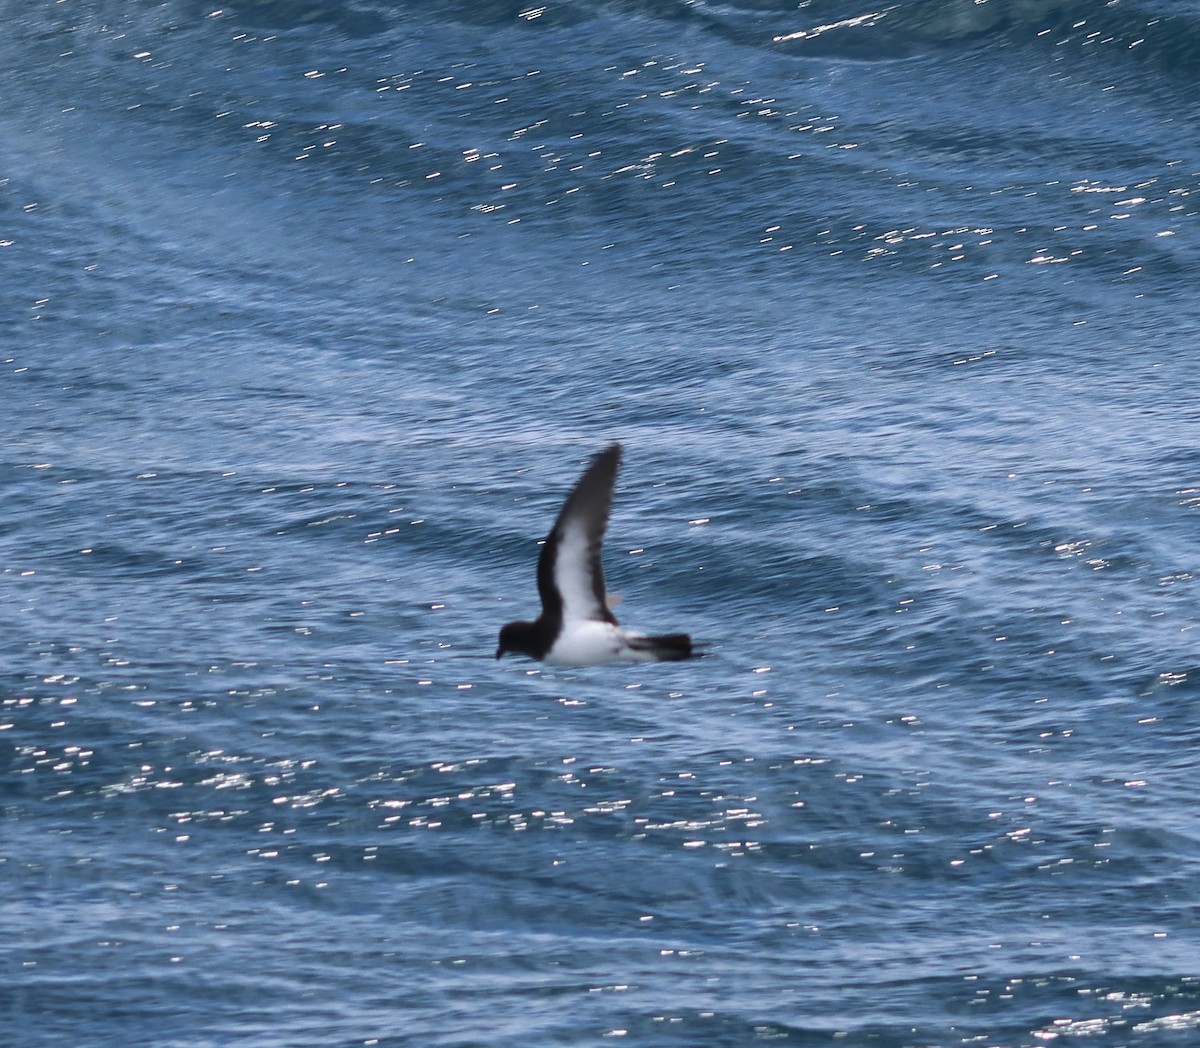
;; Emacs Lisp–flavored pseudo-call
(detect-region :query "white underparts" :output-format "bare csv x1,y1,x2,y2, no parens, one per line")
543,620,660,667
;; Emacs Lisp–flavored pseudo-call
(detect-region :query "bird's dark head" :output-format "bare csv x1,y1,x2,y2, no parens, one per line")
496,620,540,660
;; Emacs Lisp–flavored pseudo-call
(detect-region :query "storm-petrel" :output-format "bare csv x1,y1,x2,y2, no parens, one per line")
495,443,694,665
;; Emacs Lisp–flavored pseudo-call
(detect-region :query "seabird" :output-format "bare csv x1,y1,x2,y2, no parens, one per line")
495,443,694,666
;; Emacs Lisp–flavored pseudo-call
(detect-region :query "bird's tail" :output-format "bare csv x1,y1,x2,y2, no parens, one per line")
628,633,695,662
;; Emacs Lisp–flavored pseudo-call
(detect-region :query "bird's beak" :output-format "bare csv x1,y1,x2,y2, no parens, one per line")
495,647,504,660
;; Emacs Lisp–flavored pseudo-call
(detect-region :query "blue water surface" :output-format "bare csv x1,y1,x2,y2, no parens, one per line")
3,1,1200,1044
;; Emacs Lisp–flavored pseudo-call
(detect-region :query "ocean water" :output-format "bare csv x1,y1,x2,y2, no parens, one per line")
3,0,1200,1044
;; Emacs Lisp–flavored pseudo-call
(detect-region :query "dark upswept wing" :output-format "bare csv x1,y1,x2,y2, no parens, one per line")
536,443,621,626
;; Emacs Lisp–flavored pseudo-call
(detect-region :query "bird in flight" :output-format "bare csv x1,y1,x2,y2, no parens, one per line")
495,443,694,666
